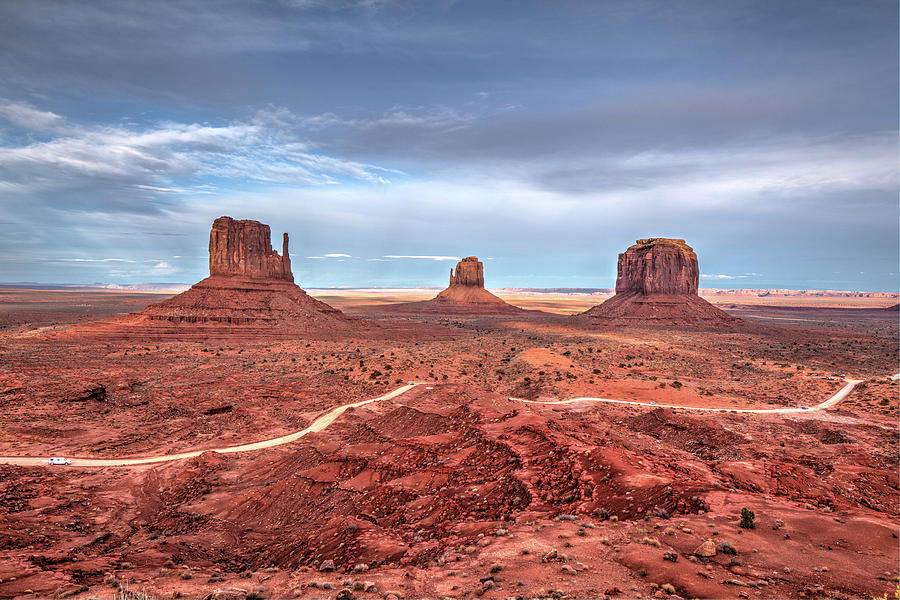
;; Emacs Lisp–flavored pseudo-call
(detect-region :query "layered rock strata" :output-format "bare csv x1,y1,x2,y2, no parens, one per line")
209,216,293,281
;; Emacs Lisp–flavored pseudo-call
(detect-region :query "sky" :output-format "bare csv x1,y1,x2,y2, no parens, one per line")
0,0,897,291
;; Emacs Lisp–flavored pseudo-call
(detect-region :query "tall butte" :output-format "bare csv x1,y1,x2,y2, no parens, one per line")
577,238,740,327
112,216,355,338
391,256,526,315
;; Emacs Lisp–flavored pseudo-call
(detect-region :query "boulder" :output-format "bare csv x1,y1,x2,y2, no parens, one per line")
694,539,717,558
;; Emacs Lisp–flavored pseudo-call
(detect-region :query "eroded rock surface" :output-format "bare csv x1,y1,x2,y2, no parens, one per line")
448,256,485,288
616,238,698,295
209,216,293,281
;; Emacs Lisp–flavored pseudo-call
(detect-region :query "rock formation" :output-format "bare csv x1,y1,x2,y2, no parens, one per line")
98,217,358,338
388,256,529,315
615,238,698,295
209,216,293,281
448,256,484,288
577,238,740,328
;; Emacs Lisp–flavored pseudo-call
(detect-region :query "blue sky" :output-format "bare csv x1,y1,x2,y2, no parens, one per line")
0,0,897,290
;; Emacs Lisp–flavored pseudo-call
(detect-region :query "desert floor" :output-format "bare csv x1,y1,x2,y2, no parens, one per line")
0,288,897,600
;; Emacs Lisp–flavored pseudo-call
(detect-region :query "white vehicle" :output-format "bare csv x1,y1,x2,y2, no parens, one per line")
48,457,71,466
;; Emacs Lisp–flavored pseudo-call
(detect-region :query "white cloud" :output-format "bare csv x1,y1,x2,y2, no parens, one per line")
383,255,460,261
302,106,472,132
0,100,395,194
700,273,760,280
0,99,66,131
55,258,137,263
151,260,175,274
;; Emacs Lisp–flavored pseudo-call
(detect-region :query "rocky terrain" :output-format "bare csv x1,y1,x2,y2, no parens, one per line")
0,229,897,600
579,239,740,328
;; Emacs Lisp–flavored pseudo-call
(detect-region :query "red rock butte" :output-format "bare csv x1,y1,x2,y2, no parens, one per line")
74,217,358,339
209,217,293,281
578,238,740,328
390,256,526,315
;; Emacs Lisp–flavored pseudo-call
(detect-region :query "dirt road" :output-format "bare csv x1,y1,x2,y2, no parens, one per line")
1,374,895,469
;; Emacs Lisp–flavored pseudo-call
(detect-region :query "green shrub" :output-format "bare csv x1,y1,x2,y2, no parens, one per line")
739,507,756,529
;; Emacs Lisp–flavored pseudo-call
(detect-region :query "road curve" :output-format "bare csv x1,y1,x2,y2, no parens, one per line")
1,374,896,469
511,378,864,414
0,383,418,468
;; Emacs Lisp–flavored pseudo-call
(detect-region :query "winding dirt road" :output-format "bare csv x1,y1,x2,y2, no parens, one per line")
512,378,865,414
1,374,895,469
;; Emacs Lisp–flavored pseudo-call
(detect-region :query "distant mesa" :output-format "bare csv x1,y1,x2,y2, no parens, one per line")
577,238,740,328
388,256,528,315
88,216,359,338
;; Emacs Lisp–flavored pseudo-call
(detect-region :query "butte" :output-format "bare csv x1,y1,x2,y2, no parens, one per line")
387,256,528,315
77,216,360,339
576,238,740,328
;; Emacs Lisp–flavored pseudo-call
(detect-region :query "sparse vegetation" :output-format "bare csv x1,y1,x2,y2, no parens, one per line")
739,507,756,529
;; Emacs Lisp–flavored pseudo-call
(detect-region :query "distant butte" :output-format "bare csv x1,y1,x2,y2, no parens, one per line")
577,238,740,328
88,216,359,339
389,256,528,315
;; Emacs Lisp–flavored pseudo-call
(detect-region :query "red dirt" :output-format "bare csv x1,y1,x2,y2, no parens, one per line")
0,289,897,600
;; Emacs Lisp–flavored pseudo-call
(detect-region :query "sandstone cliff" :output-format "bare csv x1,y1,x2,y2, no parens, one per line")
615,238,698,295
209,216,293,281
449,256,485,288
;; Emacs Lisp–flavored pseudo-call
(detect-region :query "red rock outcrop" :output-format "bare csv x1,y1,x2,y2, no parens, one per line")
387,256,530,315
209,216,293,281
448,256,485,288
578,238,740,328
82,217,359,338
615,238,698,295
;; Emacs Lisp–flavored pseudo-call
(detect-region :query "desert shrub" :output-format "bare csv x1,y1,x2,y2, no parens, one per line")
739,507,756,529
671,380,683,389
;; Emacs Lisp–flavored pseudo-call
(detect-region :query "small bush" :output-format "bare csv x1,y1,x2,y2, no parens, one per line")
739,507,756,529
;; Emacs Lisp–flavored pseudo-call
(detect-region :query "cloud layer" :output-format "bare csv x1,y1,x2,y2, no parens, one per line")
0,1,896,290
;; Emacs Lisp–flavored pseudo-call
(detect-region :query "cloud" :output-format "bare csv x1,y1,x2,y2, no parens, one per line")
701,273,760,280
383,255,460,261
0,100,395,210
0,99,65,131
302,106,472,132
151,260,175,274
54,257,137,263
